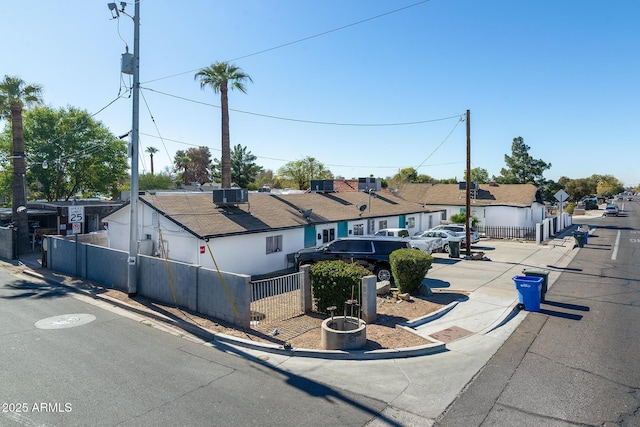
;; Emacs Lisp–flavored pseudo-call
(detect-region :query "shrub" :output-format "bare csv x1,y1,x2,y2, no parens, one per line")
309,261,371,313
565,202,576,214
450,212,479,228
389,249,433,294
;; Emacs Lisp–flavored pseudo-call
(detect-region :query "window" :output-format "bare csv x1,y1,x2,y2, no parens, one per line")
349,239,372,253
407,217,415,228
378,220,388,230
322,228,335,243
353,224,364,235
266,235,283,254
329,240,349,252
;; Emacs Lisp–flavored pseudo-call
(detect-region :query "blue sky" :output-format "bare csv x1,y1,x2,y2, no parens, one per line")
4,0,639,186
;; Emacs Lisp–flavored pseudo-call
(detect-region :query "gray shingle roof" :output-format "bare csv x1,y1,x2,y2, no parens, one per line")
139,191,431,239
393,183,542,207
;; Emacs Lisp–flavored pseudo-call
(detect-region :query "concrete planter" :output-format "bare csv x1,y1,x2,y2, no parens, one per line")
320,316,366,350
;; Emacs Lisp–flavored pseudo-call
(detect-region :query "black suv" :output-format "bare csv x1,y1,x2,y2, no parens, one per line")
294,237,410,282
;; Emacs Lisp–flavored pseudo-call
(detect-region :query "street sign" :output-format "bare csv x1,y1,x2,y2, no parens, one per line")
554,190,569,202
68,206,85,223
72,222,81,235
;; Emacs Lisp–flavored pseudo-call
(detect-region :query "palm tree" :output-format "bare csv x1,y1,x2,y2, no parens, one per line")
145,146,159,175
194,62,252,188
0,75,43,257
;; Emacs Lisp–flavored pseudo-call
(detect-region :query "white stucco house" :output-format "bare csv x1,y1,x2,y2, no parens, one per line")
103,189,444,278
392,183,546,229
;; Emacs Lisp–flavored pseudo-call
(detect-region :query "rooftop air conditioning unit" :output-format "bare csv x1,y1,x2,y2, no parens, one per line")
358,177,381,193
213,188,249,205
458,181,477,191
310,179,334,193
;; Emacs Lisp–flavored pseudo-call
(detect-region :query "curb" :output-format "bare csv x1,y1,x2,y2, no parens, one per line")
19,268,447,360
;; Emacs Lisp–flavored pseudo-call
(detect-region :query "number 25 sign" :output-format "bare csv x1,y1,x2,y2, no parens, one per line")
68,205,85,223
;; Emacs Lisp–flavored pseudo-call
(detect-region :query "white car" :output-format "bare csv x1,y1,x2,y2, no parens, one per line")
604,204,619,216
409,233,444,254
430,224,480,244
374,228,409,238
415,229,466,253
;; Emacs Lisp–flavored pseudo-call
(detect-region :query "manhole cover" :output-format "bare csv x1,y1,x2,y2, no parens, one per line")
430,326,473,343
35,313,96,330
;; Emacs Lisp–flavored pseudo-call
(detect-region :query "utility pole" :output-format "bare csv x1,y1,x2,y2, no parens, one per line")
127,1,140,296
465,110,471,257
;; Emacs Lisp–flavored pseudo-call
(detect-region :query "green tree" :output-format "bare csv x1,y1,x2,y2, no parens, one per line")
564,178,595,202
195,62,252,188
253,169,275,189
139,172,173,191
540,179,565,203
595,175,624,198
145,146,159,175
464,167,489,184
2,106,129,201
391,167,418,184
173,147,212,185
0,75,43,255
277,156,333,190
212,144,263,188
497,137,551,186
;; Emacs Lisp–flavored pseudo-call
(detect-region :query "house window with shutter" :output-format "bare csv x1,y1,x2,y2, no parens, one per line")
266,235,283,254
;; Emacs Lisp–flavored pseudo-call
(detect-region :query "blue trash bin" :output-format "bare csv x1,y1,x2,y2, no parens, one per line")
513,276,543,312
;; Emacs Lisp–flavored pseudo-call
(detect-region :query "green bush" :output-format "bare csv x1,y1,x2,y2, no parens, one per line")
565,202,576,214
449,212,479,228
389,249,433,294
309,261,371,313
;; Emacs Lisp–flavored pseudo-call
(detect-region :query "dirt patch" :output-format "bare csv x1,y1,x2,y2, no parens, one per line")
101,288,466,351
5,263,466,351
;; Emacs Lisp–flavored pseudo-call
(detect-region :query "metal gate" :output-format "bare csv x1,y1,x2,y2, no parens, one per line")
250,271,304,325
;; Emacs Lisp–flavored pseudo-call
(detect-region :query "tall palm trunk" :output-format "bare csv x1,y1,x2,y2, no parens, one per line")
10,102,28,256
220,86,231,188
150,153,155,175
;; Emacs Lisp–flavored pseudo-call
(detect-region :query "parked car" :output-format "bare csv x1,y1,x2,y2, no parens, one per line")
429,224,480,244
604,204,619,216
374,228,409,238
408,232,445,254
416,229,466,253
294,237,411,282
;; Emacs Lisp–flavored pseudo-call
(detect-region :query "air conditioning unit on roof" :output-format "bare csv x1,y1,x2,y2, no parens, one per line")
358,177,381,192
310,179,334,193
213,188,249,206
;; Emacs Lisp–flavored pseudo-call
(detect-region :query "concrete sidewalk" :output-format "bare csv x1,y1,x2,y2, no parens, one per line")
7,231,583,425
225,236,580,425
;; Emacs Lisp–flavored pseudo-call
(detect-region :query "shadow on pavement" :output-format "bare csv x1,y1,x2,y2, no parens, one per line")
538,308,583,321
543,300,590,312
433,258,462,265
423,278,451,289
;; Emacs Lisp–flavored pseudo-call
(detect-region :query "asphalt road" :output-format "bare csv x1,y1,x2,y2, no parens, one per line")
436,198,640,426
0,268,388,426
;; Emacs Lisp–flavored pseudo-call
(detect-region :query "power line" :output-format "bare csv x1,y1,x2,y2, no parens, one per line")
141,86,460,127
138,131,465,173
141,0,431,85
414,115,464,171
